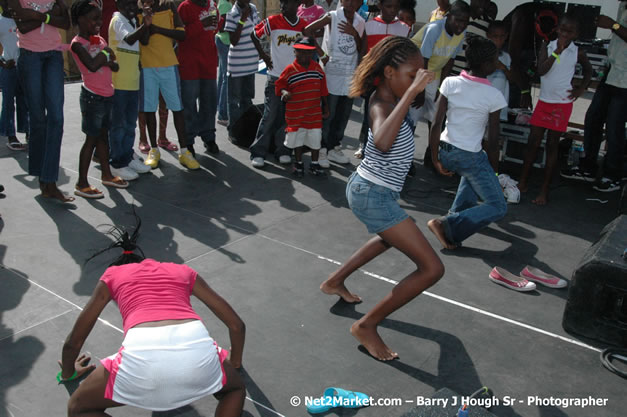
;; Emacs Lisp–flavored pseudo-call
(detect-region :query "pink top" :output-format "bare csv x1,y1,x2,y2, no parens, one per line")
17,0,62,52
70,35,114,97
297,4,325,24
100,259,202,334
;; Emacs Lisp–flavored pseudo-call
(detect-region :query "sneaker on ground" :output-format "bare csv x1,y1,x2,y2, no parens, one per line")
520,266,567,288
128,159,151,173
132,152,144,162
489,267,536,292
179,150,200,170
279,154,292,165
145,148,161,169
251,157,265,168
293,162,304,178
560,166,595,182
593,177,621,193
327,146,350,164
309,163,326,176
110,165,139,181
205,141,220,155
318,148,330,168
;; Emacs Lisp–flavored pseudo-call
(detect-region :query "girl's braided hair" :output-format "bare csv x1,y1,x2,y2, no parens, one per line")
349,36,421,98
71,0,101,26
465,36,498,72
86,208,146,267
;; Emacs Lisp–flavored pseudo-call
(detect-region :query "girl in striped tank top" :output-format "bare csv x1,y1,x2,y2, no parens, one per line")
320,36,445,361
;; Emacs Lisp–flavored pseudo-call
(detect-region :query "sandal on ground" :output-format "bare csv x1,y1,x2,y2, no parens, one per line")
6,137,26,151
157,139,178,151
74,185,104,199
138,142,151,154
101,176,129,189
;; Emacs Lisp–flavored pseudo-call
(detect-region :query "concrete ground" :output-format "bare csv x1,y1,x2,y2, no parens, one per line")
0,77,624,417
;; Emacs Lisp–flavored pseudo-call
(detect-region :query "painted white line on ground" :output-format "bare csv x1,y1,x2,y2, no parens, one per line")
258,235,602,354
1,264,286,417
0,308,74,342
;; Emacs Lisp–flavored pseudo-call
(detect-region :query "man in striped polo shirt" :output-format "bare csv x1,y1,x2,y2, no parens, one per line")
224,0,261,138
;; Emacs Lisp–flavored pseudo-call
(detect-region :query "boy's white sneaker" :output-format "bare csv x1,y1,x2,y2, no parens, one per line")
279,155,292,164
251,157,265,168
328,146,350,164
129,159,151,173
318,148,330,168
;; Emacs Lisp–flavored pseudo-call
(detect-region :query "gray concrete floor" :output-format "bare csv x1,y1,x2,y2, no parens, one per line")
0,77,624,417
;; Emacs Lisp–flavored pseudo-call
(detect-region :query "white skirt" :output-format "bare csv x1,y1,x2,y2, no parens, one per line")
100,320,227,411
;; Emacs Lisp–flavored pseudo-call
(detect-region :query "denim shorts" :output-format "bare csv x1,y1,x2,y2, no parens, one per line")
346,172,408,234
80,87,112,137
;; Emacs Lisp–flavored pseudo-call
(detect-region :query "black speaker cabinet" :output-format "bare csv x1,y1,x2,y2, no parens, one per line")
563,215,627,346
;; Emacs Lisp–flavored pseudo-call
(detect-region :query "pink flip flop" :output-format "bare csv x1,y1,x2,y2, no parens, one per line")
138,142,151,154
489,267,536,292
520,266,568,288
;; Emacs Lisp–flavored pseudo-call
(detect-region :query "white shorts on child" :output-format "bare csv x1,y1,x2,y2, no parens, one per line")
414,80,438,123
284,128,322,150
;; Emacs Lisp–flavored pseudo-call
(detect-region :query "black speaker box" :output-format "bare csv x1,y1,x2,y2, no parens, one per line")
400,388,497,417
562,215,627,346
228,104,264,149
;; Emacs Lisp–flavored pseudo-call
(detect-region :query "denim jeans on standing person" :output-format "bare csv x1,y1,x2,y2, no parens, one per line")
580,80,627,180
181,78,217,146
0,66,29,137
216,37,229,121
227,73,255,135
438,143,507,246
322,94,354,150
18,49,64,183
249,75,289,159
110,89,139,168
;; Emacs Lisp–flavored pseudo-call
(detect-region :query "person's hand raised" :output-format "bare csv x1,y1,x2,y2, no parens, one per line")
409,69,435,96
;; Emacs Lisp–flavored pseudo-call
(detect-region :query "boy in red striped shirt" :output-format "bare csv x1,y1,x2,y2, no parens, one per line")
276,37,329,177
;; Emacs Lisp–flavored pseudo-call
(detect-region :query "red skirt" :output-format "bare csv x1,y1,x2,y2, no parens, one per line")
529,100,573,132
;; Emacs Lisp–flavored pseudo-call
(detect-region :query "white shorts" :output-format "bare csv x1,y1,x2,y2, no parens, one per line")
284,128,322,150
100,321,227,411
414,80,438,123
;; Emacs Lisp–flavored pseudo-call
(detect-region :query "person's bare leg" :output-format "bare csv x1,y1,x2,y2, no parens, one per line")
77,136,97,189
294,146,303,163
158,94,169,142
172,110,188,149
213,360,246,417
138,112,148,144
321,235,392,303
41,182,75,202
518,126,545,192
67,366,124,417
311,148,319,162
95,129,118,183
144,112,158,148
533,131,560,205
350,218,444,361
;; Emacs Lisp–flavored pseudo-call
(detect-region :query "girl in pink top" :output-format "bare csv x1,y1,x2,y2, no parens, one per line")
70,0,129,199
58,217,246,416
9,0,73,202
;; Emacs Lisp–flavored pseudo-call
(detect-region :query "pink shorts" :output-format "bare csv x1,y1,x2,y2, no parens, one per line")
529,100,573,132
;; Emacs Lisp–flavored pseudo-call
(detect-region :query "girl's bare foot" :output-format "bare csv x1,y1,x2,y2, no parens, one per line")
41,183,75,203
320,279,362,303
427,219,456,250
350,321,398,361
532,193,548,205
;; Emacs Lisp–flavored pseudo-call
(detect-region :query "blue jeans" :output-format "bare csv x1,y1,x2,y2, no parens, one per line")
249,75,289,159
439,143,507,245
227,73,255,134
0,66,29,137
110,89,138,168
216,37,229,121
581,80,626,180
322,94,353,150
181,78,217,145
18,49,64,183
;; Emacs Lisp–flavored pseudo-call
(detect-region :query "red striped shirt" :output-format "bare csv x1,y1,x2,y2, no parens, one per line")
275,60,329,132
365,16,410,52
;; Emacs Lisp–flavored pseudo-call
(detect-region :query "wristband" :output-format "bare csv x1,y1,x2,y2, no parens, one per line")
56,370,78,384
520,89,530,94
238,20,245,25
551,51,560,63
44,13,51,24
100,50,110,61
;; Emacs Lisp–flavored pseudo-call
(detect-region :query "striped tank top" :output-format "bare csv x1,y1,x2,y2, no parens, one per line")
356,118,415,192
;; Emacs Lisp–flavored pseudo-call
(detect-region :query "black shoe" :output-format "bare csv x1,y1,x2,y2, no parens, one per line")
293,162,304,178
593,177,622,193
308,163,326,176
204,141,220,155
560,166,595,182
